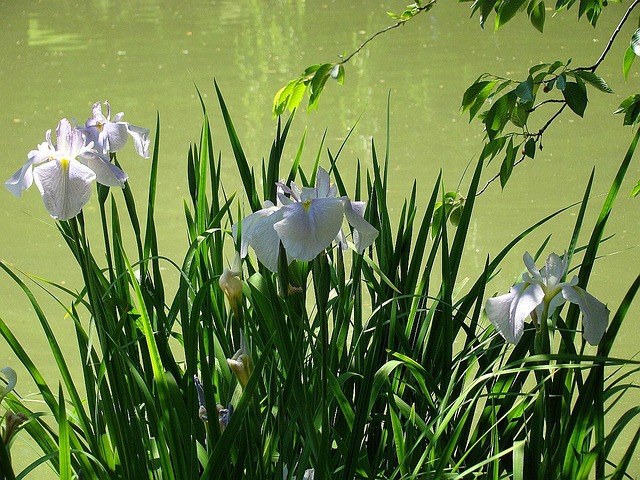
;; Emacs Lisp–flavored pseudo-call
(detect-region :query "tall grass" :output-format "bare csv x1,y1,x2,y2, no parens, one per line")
0,84,639,479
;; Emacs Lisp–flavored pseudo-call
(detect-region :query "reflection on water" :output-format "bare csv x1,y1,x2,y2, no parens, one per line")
27,18,85,50
1,0,639,476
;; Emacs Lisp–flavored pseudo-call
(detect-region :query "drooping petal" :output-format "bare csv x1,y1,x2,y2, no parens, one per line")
234,204,284,272
561,284,609,345
5,163,34,197
485,281,544,344
274,197,345,262
0,366,17,400
82,153,128,187
343,199,378,253
33,159,96,221
126,124,151,158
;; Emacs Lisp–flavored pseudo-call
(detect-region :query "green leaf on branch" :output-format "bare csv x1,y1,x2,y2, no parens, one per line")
528,0,546,33
495,0,527,30
524,137,536,158
308,63,332,111
614,94,640,126
562,81,588,117
510,101,530,128
572,70,613,93
499,138,517,188
529,62,550,76
431,191,464,238
556,74,567,91
480,136,507,164
515,75,535,102
273,79,306,116
477,0,500,29
624,45,636,80
273,62,338,115
334,64,345,85
462,79,498,122
484,91,517,139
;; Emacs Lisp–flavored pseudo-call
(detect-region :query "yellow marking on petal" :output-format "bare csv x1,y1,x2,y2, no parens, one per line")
96,122,104,132
302,199,312,213
60,158,70,172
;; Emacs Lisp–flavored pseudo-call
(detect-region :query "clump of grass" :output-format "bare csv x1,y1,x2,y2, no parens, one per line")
0,84,639,480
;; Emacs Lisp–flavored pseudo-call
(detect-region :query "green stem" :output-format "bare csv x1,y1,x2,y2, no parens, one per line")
313,256,331,478
532,304,551,480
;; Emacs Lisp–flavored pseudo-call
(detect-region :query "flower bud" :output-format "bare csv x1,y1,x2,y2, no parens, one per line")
227,353,252,389
3,411,28,444
217,404,233,431
219,253,243,319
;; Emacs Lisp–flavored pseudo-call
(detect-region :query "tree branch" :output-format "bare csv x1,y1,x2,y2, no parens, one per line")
340,1,438,65
577,0,640,72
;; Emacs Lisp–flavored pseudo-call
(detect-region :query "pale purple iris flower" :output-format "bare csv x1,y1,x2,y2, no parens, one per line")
4,118,127,221
233,167,378,272
485,252,609,345
81,101,150,158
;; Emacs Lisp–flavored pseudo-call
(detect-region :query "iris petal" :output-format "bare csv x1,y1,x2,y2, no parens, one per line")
541,252,568,290
126,124,151,158
33,159,96,221
102,122,129,153
523,252,543,283
486,282,544,343
83,153,128,187
561,285,609,345
5,163,34,197
315,167,333,198
234,205,283,272
344,200,378,253
0,366,17,400
274,197,344,262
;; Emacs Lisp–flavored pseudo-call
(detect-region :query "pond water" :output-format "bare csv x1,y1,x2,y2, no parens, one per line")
1,0,639,476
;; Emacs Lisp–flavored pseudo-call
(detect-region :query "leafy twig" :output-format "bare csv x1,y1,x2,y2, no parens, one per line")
476,0,640,196
339,0,438,65
477,104,567,195
577,0,640,72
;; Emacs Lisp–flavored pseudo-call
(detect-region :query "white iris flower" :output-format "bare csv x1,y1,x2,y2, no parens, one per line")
5,118,128,221
485,252,609,345
234,167,378,272
81,101,150,158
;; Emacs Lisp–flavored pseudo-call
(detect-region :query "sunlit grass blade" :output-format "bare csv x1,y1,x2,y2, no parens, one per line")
57,385,70,480
214,79,260,211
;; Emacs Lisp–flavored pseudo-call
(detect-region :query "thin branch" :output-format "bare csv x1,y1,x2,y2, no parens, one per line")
476,155,527,195
529,98,565,113
476,103,566,196
577,0,640,72
535,103,567,138
477,0,640,197
340,1,438,65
